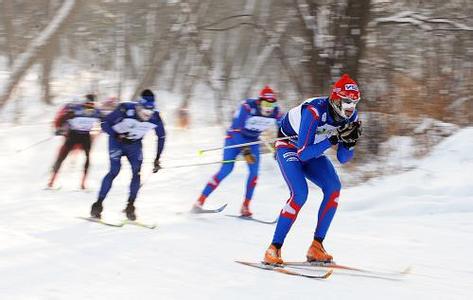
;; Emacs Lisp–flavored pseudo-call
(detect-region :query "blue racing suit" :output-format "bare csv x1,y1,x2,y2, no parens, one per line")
272,97,357,246
199,99,282,205
98,102,165,202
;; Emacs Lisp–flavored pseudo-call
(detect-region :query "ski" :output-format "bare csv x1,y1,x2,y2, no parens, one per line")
122,220,157,229
77,216,124,227
43,185,62,191
284,261,411,280
226,214,278,225
236,261,333,279
189,203,228,214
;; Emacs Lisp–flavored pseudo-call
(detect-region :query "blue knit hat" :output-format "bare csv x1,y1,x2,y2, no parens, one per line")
139,89,155,109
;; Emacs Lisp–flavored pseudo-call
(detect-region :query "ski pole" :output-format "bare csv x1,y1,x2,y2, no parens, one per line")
16,136,56,153
139,160,239,187
140,169,155,188
197,135,296,155
162,159,239,170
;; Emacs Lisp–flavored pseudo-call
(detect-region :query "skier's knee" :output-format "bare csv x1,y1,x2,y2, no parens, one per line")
280,196,304,220
325,178,341,194
219,163,234,177
109,167,120,178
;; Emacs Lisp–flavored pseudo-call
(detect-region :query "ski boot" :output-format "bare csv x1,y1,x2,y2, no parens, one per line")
47,171,58,188
306,239,333,263
124,202,136,221
240,199,252,217
190,202,204,213
191,195,206,213
90,201,103,219
80,174,87,190
263,244,283,265
240,204,253,217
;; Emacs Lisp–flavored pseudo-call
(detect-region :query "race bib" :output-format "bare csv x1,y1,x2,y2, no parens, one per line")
112,118,157,140
313,124,338,144
244,116,275,132
68,117,99,131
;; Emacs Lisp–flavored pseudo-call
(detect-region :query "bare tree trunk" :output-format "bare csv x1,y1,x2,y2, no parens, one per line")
338,0,371,79
0,0,79,110
41,0,60,105
240,8,292,99
2,0,15,67
131,3,191,100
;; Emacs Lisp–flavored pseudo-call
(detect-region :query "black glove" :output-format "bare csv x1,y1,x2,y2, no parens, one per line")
55,127,68,136
241,146,256,164
153,158,161,173
328,134,339,145
339,121,362,148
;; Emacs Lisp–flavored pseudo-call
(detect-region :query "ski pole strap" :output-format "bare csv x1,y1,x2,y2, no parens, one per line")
198,135,297,155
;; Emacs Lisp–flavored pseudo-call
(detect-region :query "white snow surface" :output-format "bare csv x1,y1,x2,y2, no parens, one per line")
0,120,472,299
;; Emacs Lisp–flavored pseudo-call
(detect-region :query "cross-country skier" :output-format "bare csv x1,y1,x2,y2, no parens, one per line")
90,89,165,221
192,86,283,217
263,74,362,265
47,94,102,189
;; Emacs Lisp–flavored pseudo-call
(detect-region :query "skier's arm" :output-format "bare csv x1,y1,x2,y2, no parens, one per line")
275,106,284,128
231,102,251,130
101,106,123,136
296,106,332,162
154,114,166,160
336,144,354,164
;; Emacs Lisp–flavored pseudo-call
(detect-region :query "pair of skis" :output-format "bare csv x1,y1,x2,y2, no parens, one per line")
77,217,157,229
236,260,411,280
190,203,277,224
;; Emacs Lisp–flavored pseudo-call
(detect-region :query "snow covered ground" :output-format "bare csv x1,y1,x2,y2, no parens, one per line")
0,118,472,299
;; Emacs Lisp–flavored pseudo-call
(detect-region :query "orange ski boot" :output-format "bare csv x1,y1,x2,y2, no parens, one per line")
306,239,333,263
240,199,253,217
191,195,207,213
263,244,283,265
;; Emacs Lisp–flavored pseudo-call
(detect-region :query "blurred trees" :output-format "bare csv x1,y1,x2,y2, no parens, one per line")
0,0,472,153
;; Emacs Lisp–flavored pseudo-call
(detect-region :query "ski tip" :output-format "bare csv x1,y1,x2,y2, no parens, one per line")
217,203,228,212
197,149,204,156
323,269,334,278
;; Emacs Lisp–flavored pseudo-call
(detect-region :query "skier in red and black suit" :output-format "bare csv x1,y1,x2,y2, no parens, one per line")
47,94,102,189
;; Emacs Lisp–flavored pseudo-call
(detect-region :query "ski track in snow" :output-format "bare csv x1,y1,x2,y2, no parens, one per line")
0,123,472,299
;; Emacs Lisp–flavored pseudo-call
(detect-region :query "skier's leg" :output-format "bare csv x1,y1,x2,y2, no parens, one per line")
304,155,341,240
122,143,142,221
265,144,308,264
81,134,92,189
241,144,260,216
48,136,74,187
304,155,341,262
126,143,143,203
197,135,240,206
97,138,122,201
271,146,308,245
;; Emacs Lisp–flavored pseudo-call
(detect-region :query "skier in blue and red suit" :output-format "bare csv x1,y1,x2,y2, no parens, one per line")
193,86,283,217
263,74,363,264
90,89,166,221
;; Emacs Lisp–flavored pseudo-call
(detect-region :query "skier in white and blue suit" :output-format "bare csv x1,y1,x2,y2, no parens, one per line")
263,74,362,265
90,89,165,221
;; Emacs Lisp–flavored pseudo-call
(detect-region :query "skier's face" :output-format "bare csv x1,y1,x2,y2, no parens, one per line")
260,100,276,116
136,105,154,121
331,96,359,119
